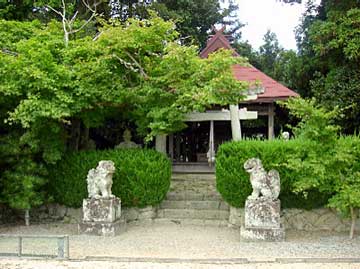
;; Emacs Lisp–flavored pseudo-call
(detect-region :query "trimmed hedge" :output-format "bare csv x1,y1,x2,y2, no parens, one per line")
49,149,171,208
216,139,330,209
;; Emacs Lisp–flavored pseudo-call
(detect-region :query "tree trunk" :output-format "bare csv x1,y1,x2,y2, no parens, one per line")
350,207,357,239
69,118,81,151
80,125,90,149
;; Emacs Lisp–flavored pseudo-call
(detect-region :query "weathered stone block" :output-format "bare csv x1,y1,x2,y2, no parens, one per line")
229,206,243,227
240,226,285,242
79,217,126,236
241,197,284,242
244,198,281,228
138,206,156,220
82,197,121,223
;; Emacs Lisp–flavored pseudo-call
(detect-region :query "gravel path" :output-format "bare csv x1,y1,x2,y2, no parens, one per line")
1,259,360,269
0,221,360,268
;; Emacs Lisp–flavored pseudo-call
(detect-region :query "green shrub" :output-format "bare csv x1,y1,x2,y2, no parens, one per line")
49,149,171,208
216,139,330,209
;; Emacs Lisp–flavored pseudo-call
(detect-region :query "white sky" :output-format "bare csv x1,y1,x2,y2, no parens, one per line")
236,0,317,50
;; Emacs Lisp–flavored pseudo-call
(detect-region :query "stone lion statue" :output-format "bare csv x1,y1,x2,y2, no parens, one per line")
244,158,280,200
86,160,115,198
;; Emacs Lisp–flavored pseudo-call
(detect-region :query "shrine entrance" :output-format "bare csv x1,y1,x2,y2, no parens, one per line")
162,108,257,173
170,121,232,164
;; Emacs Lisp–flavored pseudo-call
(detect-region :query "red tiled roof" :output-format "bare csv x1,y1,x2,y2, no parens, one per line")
200,27,299,102
233,65,299,103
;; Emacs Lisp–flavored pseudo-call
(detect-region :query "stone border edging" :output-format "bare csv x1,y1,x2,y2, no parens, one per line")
2,256,360,264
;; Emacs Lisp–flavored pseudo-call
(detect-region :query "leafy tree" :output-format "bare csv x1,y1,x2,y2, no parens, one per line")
327,136,360,239
272,49,300,89
0,15,249,213
0,0,34,20
232,40,261,69
292,0,360,132
258,30,283,79
283,98,360,239
0,0,242,49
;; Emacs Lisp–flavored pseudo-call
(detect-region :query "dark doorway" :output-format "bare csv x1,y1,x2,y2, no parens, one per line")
171,121,232,163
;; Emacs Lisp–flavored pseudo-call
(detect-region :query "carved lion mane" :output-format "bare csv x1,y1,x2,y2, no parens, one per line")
243,158,280,200
86,160,115,198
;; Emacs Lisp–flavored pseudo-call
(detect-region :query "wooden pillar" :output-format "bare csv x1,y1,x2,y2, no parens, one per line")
230,104,242,141
268,103,275,140
175,135,181,161
208,120,215,165
155,134,167,154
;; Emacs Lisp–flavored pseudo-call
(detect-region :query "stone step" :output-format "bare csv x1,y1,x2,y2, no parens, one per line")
171,173,216,181
166,191,222,201
168,180,218,194
160,200,229,210
154,218,229,227
157,208,229,220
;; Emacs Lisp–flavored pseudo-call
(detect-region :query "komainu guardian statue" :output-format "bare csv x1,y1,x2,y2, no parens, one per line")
241,157,285,241
86,160,115,198
80,160,125,236
243,158,280,200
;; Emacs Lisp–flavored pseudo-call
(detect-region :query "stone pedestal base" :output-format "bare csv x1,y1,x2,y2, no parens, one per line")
82,197,121,223
79,217,126,236
240,226,285,241
244,198,281,228
240,197,285,242
79,196,125,236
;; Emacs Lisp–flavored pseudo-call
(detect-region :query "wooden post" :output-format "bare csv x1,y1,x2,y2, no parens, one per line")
230,104,242,141
268,103,275,140
175,135,181,161
155,134,167,154
208,120,215,166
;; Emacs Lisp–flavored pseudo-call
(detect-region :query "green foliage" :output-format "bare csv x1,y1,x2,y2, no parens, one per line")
0,15,248,211
217,98,360,219
282,97,360,237
281,97,340,194
258,30,283,78
281,97,340,144
0,0,242,48
153,0,227,47
216,139,330,209
1,16,249,140
327,136,360,217
0,0,34,20
0,133,48,210
291,0,360,133
49,149,171,208
311,67,360,133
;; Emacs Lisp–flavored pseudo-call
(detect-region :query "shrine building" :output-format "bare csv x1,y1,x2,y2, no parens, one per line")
155,27,298,172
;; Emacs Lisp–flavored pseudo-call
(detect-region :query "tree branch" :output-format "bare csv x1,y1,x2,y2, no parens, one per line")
124,51,148,79
69,11,79,25
45,5,63,18
1,49,18,56
70,11,97,34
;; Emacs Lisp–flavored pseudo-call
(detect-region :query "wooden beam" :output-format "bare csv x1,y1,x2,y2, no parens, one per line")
185,109,257,122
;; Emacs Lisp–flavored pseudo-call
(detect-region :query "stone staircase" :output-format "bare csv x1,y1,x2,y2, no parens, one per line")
157,173,230,226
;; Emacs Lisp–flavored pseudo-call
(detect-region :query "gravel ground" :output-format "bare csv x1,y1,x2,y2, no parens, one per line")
1,259,360,269
0,221,360,268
